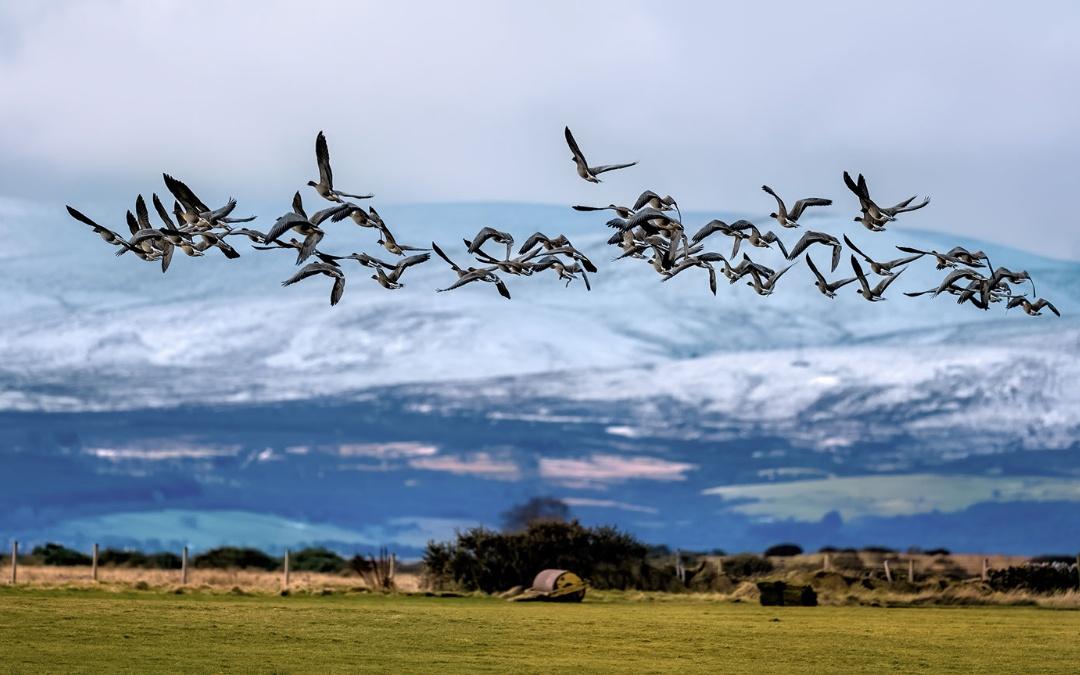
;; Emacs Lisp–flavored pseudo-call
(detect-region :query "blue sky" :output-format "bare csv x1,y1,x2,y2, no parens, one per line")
1,1,1078,258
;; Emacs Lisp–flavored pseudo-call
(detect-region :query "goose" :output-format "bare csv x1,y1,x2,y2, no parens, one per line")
65,206,133,250
564,126,636,183
1007,297,1060,317
253,237,341,267
931,268,987,297
746,263,794,296
633,190,681,222
471,249,537,276
761,185,831,228
896,245,969,270
805,254,857,298
844,171,929,229
192,232,241,260
432,241,509,297
518,232,569,256
465,227,515,259
943,246,989,268
531,256,591,290
690,219,754,246
662,254,719,295
378,224,429,256
843,235,923,275
163,173,210,227
787,231,842,271
851,256,905,301
282,261,346,306
308,131,374,203
572,204,635,218
528,245,598,273
371,253,431,289
741,224,789,258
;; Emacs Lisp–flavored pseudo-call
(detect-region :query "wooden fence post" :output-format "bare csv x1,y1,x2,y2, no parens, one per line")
92,543,99,582
282,549,290,592
981,557,989,582
181,546,189,586
9,541,16,585
823,554,830,573
908,558,915,582
717,556,724,575
883,559,892,583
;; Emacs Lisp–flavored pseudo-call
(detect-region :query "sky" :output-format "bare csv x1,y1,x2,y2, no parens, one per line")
1,1,1078,258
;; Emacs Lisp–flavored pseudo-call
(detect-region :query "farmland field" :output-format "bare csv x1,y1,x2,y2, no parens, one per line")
1,588,1078,673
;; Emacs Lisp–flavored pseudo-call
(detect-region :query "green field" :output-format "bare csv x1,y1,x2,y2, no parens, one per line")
1,589,1078,673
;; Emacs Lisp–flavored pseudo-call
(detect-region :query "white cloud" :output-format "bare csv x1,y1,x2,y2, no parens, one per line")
702,474,1080,521
540,454,696,483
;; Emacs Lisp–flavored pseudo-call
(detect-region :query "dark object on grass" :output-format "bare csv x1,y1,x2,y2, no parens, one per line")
764,543,803,557
757,581,817,607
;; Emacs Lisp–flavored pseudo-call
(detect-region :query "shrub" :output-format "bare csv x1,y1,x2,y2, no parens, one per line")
722,554,774,578
291,547,346,573
423,520,650,593
193,547,278,570
30,543,91,566
924,548,950,556
764,543,803,557
989,563,1079,593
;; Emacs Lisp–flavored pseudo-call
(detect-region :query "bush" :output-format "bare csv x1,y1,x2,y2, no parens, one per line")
30,543,91,566
924,548,950,556
98,549,183,569
193,547,278,570
722,554,774,578
422,520,650,593
764,543,803,557
291,547,346,573
989,563,1079,593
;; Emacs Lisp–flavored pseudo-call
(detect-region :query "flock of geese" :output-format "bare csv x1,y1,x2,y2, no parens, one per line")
65,128,1059,317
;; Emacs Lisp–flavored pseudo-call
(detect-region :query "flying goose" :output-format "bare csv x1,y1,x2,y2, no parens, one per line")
564,126,636,183
371,253,431,289
843,235,923,275
851,256,905,301
378,224,429,256
761,185,831,228
633,190,681,222
805,254,857,298
65,206,133,250
662,254,720,295
896,245,970,270
308,131,374,203
1007,297,1060,317
746,263,794,296
740,224,789,259
787,231,842,271
844,171,929,229
572,204,635,218
432,242,511,299
465,227,515,259
531,256,592,290
690,219,754,246
282,262,346,306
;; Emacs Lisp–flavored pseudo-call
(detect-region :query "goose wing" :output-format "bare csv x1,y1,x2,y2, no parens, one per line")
315,131,333,189
789,197,832,220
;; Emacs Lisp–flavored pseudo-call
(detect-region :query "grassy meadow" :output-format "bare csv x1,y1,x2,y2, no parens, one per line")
2,587,1079,673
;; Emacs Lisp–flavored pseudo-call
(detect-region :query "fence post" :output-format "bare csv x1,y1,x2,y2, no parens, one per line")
823,554,830,573
9,541,16,585
92,543,99,582
883,559,892,583
908,558,915,582
282,549,290,592
981,557,989,582
181,546,189,586
717,556,724,576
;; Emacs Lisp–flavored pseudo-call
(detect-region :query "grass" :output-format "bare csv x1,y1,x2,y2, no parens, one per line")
1,588,1079,673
